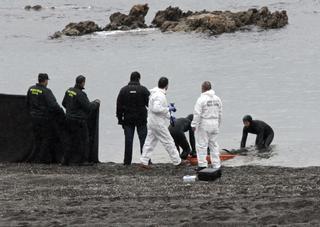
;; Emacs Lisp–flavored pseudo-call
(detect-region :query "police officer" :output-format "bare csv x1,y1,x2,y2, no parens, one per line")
241,115,274,150
169,114,196,160
26,73,64,163
116,71,150,165
62,75,100,166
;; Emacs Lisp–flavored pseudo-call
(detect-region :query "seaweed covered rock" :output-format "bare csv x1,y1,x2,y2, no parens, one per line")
104,4,149,31
152,6,288,35
50,21,101,39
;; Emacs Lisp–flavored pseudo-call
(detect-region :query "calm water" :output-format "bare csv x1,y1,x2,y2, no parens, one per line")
1,0,319,167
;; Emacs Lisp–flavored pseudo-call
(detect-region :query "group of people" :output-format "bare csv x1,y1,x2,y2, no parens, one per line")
117,72,274,171
26,71,274,171
27,73,100,165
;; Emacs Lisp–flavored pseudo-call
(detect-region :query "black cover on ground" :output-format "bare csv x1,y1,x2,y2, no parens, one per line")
0,93,100,163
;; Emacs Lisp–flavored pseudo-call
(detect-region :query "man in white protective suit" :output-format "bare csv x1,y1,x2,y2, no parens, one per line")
191,81,222,172
140,77,187,169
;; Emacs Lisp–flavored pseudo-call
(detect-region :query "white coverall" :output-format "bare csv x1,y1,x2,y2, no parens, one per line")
140,87,182,166
191,89,222,169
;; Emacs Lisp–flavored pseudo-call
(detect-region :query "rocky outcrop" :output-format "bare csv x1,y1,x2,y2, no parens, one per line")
152,6,288,35
24,5,43,11
104,4,149,31
50,21,101,39
50,5,288,39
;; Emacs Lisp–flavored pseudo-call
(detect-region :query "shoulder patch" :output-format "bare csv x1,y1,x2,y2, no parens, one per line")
67,90,77,97
30,88,43,95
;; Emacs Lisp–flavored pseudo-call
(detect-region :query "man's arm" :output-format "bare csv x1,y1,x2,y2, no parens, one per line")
77,92,98,113
45,89,64,115
189,128,196,152
218,98,222,127
150,97,169,115
191,97,203,129
143,87,150,107
116,89,124,124
240,127,248,148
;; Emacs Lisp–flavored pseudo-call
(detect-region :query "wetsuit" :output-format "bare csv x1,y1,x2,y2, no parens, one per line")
241,120,274,149
169,116,196,159
62,85,99,165
26,83,64,163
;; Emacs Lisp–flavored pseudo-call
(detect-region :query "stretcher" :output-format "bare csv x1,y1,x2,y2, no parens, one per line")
187,153,237,166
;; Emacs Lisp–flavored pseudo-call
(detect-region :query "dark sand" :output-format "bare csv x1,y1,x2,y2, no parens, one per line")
0,163,320,226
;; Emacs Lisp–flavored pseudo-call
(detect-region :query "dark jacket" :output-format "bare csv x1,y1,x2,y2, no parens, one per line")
116,81,150,126
169,117,196,152
241,120,274,148
62,86,98,120
26,83,63,118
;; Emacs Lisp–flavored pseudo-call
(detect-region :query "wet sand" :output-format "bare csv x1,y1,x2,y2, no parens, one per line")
0,163,320,226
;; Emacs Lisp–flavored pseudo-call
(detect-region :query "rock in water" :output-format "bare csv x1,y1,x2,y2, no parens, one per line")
151,6,288,35
50,21,101,39
24,5,43,11
104,4,149,31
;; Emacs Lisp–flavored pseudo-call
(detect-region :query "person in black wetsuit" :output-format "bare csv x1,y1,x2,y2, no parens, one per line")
169,114,196,159
241,115,274,150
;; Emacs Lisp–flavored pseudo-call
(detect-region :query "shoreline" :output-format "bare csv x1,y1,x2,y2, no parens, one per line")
1,163,320,226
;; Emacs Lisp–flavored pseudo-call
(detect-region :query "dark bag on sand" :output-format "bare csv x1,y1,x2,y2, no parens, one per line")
197,168,222,181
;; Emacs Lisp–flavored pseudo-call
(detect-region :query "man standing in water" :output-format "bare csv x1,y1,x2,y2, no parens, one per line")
241,115,274,150
191,81,222,172
140,77,187,168
62,75,100,166
116,71,150,165
26,73,64,163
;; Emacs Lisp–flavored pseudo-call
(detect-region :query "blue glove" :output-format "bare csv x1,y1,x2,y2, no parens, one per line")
168,103,176,112
170,116,176,127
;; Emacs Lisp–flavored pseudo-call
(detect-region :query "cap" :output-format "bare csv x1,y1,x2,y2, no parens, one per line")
38,73,49,81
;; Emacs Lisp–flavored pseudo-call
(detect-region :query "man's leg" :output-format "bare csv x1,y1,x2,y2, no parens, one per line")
264,131,274,148
156,125,181,166
29,118,42,162
137,124,147,155
140,127,158,165
177,134,191,160
38,119,54,164
80,121,90,163
195,127,209,168
208,133,221,169
123,125,135,165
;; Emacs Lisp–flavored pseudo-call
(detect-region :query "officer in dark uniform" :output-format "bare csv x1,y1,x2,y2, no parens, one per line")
62,75,100,166
241,115,274,149
26,73,64,163
116,71,150,165
169,114,196,159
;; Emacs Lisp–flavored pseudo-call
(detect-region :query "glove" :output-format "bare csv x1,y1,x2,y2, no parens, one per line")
170,116,176,127
168,103,176,112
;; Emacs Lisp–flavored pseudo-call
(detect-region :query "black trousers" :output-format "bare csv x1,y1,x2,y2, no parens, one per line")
171,132,191,159
64,118,90,164
29,117,55,163
123,124,147,165
256,131,274,149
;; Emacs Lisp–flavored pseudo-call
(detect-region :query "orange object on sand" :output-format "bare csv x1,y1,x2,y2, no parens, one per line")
187,154,237,166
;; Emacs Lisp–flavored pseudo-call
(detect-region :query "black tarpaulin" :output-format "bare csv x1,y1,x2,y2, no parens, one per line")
0,93,100,163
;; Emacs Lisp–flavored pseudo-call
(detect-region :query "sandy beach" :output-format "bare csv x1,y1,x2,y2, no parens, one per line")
0,163,319,226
